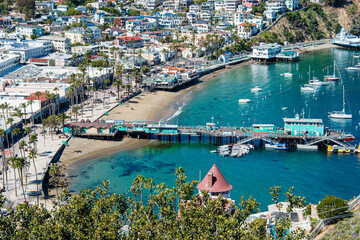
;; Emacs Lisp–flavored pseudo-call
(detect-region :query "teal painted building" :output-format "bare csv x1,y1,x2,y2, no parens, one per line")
283,114,324,136
146,124,178,134
252,124,275,132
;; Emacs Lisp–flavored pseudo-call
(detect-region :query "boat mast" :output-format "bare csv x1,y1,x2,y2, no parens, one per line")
309,65,311,81
342,85,345,113
333,60,336,77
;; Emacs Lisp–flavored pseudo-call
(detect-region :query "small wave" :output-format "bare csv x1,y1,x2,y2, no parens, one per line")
166,103,186,122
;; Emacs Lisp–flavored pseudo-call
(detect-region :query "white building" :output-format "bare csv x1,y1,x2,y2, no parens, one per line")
285,0,299,11
64,27,94,44
233,11,250,25
264,10,278,21
8,46,45,63
225,0,240,12
192,24,211,33
38,35,71,53
237,23,257,38
249,18,263,30
0,54,20,76
266,0,286,12
251,43,282,60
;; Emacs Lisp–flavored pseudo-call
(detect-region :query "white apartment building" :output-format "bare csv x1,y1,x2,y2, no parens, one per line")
0,54,20,76
285,0,299,11
215,0,226,11
38,35,71,53
233,11,250,25
225,0,240,12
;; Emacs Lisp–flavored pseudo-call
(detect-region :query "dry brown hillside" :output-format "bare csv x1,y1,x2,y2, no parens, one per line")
257,1,360,43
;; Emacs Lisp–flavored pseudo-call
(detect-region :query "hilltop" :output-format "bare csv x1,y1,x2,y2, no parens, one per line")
256,1,360,44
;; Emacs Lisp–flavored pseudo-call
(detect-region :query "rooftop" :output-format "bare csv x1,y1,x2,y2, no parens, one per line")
283,117,323,124
197,164,233,193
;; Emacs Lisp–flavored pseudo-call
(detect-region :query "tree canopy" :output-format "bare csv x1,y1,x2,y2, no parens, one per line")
0,168,309,239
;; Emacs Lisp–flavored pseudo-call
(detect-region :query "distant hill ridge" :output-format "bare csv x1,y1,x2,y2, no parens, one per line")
256,1,360,44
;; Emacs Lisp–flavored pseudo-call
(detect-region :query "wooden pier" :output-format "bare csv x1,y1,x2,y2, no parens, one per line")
65,121,353,150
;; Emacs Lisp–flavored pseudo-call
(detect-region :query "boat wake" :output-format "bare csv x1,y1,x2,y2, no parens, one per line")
166,102,186,122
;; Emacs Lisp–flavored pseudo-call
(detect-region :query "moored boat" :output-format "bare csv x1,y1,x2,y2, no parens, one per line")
329,85,352,119
345,134,355,141
301,84,315,92
284,72,293,77
238,99,251,103
251,86,262,92
324,60,340,81
297,144,318,150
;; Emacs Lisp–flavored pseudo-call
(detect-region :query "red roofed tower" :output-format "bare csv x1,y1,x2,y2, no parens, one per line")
197,164,232,199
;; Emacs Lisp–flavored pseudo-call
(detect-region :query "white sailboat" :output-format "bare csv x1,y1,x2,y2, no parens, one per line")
324,60,340,81
329,85,352,119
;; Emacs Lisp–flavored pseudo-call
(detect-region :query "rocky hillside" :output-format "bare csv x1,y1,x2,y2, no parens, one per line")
256,1,360,44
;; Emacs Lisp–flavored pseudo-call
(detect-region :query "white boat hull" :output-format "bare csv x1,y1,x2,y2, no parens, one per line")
297,144,318,150
329,113,352,119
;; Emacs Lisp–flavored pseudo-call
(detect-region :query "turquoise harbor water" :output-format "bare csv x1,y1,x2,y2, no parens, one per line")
70,48,360,208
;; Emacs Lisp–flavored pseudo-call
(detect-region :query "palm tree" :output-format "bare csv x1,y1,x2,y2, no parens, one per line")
19,103,27,124
7,118,14,156
49,164,60,203
11,127,20,156
56,113,69,133
8,156,18,197
24,126,32,142
72,106,81,122
34,91,44,124
53,87,60,114
15,157,29,201
29,134,38,152
112,79,122,101
0,129,8,186
126,84,131,96
27,100,35,126
138,49,143,73
0,103,10,149
28,149,39,206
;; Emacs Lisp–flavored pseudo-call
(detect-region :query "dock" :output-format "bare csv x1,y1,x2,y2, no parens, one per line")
64,120,355,151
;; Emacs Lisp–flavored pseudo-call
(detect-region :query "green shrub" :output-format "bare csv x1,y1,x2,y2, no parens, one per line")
317,195,348,219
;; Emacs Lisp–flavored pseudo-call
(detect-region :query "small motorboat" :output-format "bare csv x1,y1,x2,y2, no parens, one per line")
284,72,293,77
354,53,360,58
282,107,287,111
309,77,327,86
274,143,289,150
251,86,262,92
301,84,315,92
297,144,318,150
345,134,355,141
346,66,360,70
210,150,217,153
238,99,251,103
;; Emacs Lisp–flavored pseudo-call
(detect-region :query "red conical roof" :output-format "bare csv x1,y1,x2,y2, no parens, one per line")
197,164,232,193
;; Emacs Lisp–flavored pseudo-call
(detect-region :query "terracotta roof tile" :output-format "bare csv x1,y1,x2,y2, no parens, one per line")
197,164,232,193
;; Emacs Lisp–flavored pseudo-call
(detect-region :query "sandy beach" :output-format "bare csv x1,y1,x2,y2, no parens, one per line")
60,43,338,174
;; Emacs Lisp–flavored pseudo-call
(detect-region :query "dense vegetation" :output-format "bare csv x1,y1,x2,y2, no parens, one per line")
15,0,35,20
321,212,360,239
263,4,342,43
0,168,309,239
317,195,349,219
0,0,10,15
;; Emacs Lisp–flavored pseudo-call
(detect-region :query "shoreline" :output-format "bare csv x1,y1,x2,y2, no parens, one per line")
61,43,339,178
